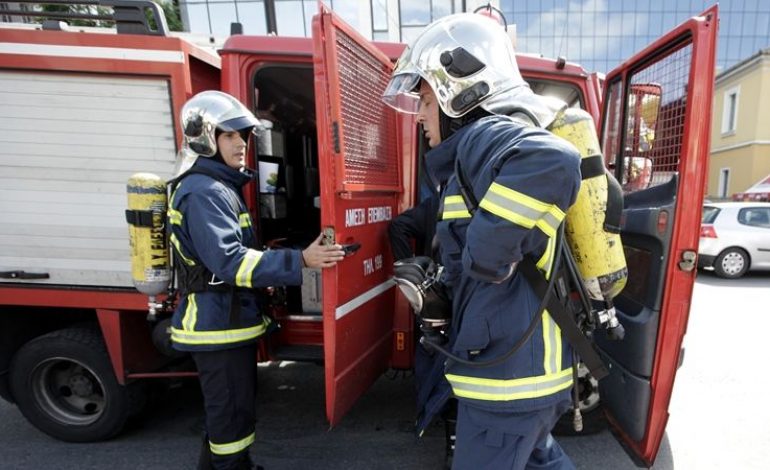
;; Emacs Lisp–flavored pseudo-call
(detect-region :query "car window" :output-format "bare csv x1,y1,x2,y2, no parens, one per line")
738,207,770,228
702,206,720,224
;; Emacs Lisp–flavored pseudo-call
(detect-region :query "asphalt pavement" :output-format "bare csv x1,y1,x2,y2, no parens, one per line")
1,271,768,469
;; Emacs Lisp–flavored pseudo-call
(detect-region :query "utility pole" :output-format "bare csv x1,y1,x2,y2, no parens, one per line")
264,0,277,34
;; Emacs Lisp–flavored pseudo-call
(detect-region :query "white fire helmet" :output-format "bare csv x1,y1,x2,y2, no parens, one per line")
382,13,526,119
173,91,262,177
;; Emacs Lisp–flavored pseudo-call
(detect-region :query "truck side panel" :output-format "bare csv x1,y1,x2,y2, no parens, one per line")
0,71,176,288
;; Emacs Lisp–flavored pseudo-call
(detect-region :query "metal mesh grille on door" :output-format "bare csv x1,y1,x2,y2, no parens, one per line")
334,29,400,191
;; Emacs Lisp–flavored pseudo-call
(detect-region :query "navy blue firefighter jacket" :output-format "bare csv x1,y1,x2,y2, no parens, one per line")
430,115,582,414
167,158,303,352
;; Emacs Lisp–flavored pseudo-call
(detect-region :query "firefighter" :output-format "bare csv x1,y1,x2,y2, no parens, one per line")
383,14,580,470
168,91,345,470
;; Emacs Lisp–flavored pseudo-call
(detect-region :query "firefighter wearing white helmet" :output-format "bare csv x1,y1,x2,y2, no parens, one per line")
168,91,344,470
385,14,580,470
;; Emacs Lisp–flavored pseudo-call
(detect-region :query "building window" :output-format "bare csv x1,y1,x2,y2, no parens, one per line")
721,86,739,135
719,168,731,198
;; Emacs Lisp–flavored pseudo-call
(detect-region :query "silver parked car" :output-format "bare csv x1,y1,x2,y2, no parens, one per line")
698,202,770,278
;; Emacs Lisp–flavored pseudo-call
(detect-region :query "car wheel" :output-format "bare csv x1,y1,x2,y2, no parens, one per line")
552,364,606,436
9,326,141,442
714,247,750,279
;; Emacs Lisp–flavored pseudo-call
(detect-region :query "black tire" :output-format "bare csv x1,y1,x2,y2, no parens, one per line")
714,247,750,279
9,326,138,442
552,364,606,436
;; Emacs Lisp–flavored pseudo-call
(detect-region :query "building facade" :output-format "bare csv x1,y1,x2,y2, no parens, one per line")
175,0,769,75
708,49,770,199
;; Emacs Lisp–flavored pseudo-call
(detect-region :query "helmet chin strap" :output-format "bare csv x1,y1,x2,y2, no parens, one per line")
438,106,492,141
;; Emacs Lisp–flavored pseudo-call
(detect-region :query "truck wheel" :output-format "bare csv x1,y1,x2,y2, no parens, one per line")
714,247,749,278
552,364,606,436
9,326,136,442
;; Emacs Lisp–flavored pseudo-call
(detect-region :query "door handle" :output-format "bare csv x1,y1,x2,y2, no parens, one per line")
0,270,50,280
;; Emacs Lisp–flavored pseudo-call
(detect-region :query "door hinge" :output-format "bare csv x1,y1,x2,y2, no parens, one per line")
678,250,697,272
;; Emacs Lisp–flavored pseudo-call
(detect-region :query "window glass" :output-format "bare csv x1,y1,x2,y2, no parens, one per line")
738,208,770,227
372,0,388,30
208,2,237,37
238,0,267,35
275,0,306,37
401,2,430,26
431,0,452,20
702,206,720,224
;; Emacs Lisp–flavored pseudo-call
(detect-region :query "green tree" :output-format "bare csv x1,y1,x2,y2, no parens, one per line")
148,0,184,32
37,1,184,32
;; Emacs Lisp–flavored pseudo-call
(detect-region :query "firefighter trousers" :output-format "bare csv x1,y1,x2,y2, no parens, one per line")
192,344,257,470
452,399,574,470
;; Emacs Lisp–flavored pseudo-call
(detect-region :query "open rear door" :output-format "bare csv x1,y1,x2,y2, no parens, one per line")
312,6,403,426
597,6,718,466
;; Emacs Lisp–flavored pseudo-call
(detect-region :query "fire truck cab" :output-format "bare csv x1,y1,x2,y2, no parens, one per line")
0,2,718,467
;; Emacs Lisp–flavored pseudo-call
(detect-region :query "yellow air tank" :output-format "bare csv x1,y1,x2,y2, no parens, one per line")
548,109,627,301
125,173,170,296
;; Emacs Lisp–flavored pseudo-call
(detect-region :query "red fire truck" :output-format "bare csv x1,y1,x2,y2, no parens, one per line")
0,2,717,467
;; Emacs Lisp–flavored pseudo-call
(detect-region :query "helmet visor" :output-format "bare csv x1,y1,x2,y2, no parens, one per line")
382,73,421,114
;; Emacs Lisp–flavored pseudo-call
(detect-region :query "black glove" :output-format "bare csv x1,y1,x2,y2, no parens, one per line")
393,257,450,323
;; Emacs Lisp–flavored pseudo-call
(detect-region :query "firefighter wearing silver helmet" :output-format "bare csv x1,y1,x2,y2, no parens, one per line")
168,91,344,470
385,13,580,470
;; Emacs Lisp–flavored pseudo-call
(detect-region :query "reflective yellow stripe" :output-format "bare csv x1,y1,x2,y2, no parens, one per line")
479,182,565,237
543,311,552,374
170,233,196,266
446,368,573,401
168,208,183,225
239,213,252,228
542,310,562,375
182,293,198,331
442,195,471,220
235,249,264,288
209,432,255,456
536,236,556,278
170,322,268,345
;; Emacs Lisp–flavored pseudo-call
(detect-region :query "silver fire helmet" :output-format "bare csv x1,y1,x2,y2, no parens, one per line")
382,13,526,119
173,91,262,177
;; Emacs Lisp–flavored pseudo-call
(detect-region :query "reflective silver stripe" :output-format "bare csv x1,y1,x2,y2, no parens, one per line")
170,323,267,345
209,432,255,456
442,195,471,219
235,249,263,288
335,280,395,319
446,368,573,401
479,182,565,237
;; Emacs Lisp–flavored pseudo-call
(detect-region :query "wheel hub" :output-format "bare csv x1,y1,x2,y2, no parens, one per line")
32,358,107,426
68,374,95,397
722,252,745,274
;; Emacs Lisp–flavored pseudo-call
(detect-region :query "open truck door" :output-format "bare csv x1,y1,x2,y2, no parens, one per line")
598,6,718,466
312,6,404,426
